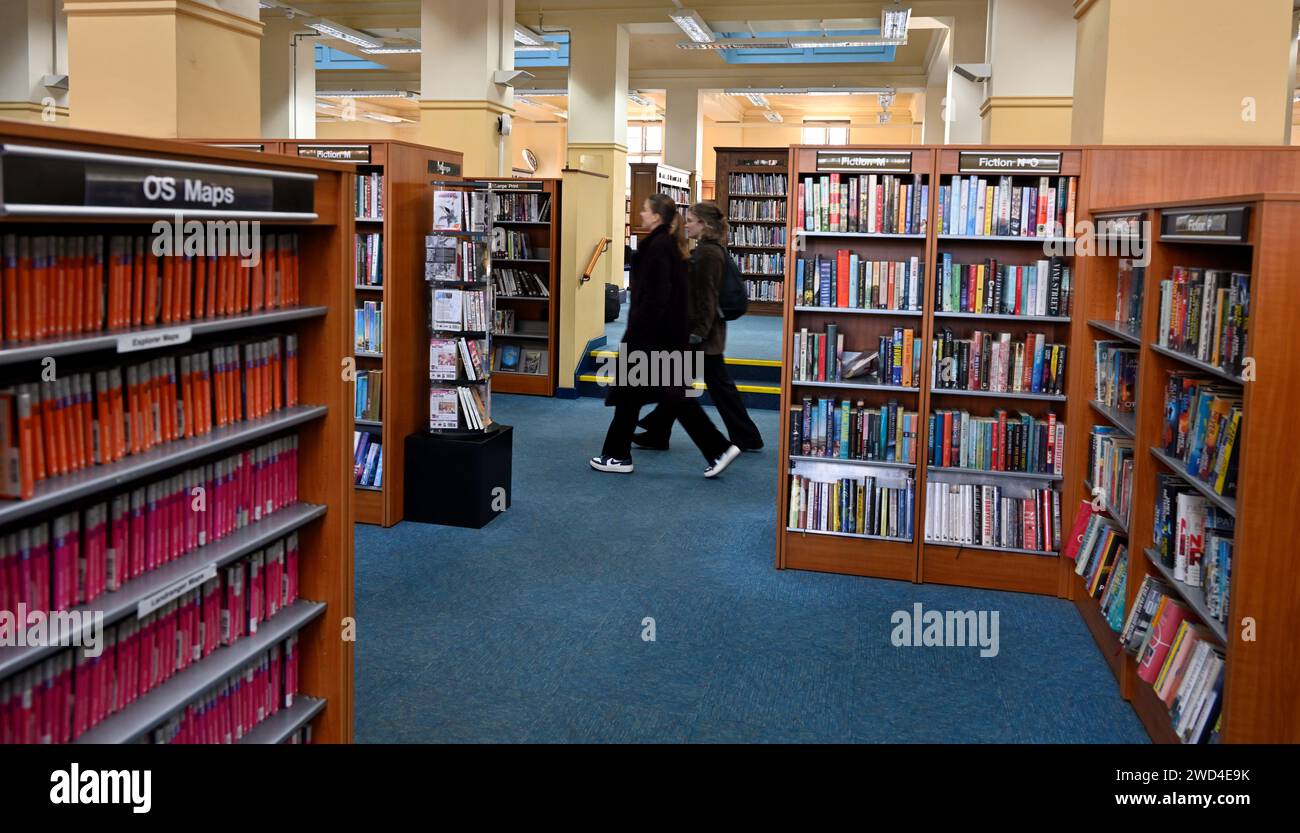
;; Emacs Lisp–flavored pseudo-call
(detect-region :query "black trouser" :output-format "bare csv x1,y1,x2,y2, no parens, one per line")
603,399,729,462
639,353,763,449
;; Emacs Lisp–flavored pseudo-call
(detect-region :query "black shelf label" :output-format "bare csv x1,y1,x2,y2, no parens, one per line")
0,143,315,217
297,145,371,163
816,151,912,173
737,158,784,168
1160,205,1249,241
958,152,1061,175
473,180,544,191
210,143,266,152
430,159,462,176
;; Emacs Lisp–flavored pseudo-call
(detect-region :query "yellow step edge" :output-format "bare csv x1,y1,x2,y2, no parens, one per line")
589,350,780,368
577,374,780,395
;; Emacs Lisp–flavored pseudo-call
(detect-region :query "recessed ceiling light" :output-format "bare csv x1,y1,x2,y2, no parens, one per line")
669,9,714,43
306,20,383,49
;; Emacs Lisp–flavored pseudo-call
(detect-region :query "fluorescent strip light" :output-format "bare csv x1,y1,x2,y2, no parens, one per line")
725,88,805,96
788,37,905,49
365,113,409,124
808,87,895,95
744,93,769,107
515,42,562,52
518,89,567,97
882,6,912,41
316,90,418,99
628,92,655,108
513,23,547,47
669,9,714,43
677,39,790,50
306,20,383,49
361,45,422,54
878,112,892,124
764,111,783,123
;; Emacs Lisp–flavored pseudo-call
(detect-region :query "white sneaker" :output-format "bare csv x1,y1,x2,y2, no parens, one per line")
590,455,634,473
704,445,741,478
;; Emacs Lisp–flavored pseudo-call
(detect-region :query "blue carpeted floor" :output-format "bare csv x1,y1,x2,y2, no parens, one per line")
606,301,784,361
354,394,1147,743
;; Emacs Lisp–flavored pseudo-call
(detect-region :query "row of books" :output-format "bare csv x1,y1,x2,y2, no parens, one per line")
936,174,1076,239
0,336,298,500
354,301,383,354
492,192,550,223
425,236,488,283
658,185,690,206
789,398,918,463
0,436,298,614
355,233,382,286
787,472,915,540
1153,472,1234,619
930,330,1068,396
791,325,923,389
732,252,784,276
794,254,923,311
744,279,783,302
1068,507,1128,605
353,432,382,488
149,636,301,744
492,309,518,334
797,173,928,235
430,385,492,431
1094,340,1138,412
355,173,383,219
355,369,382,421
1160,373,1241,497
492,269,548,298
728,199,786,222
1121,576,1224,743
493,229,534,261
1,233,301,344
1088,427,1134,525
929,410,1065,476
924,481,1062,553
934,255,1072,317
495,345,546,375
728,173,787,196
728,225,786,248
432,289,490,333
1157,267,1250,376
1115,259,1146,331
430,337,488,382
0,538,301,745
433,190,490,232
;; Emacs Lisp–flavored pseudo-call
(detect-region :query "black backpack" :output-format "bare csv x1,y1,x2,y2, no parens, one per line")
717,245,748,321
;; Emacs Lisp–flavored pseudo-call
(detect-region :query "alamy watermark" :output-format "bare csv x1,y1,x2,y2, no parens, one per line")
151,213,262,267
595,347,705,398
1044,218,1151,266
0,604,104,657
891,603,1000,658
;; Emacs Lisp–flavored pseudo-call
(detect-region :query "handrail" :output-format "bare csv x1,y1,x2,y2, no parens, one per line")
581,236,610,283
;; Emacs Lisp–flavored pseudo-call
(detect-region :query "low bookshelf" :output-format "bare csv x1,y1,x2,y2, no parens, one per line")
628,161,694,244
714,147,788,316
471,178,561,396
0,122,356,743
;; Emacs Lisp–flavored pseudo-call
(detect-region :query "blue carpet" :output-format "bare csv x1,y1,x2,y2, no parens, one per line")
354,394,1147,743
605,301,783,362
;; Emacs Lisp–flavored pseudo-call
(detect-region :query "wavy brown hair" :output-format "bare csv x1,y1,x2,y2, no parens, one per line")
688,201,728,242
645,193,690,259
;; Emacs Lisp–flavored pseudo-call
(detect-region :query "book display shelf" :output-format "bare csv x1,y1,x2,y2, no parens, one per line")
0,122,355,743
714,147,788,316
628,161,694,243
471,178,561,396
1067,192,1300,743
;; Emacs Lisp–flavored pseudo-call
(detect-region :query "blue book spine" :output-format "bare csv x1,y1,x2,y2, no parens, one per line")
920,184,929,234
795,259,804,303
819,258,831,307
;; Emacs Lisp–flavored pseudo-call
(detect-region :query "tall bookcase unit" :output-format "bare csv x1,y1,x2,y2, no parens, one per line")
714,147,788,316
1070,193,1300,743
0,123,355,742
628,161,694,243
281,141,463,528
471,178,561,396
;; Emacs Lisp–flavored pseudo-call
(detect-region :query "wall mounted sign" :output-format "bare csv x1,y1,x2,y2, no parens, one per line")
1160,205,1249,242
958,151,1062,175
297,144,371,163
473,180,544,191
737,158,784,167
0,143,317,219
816,150,912,173
429,159,462,177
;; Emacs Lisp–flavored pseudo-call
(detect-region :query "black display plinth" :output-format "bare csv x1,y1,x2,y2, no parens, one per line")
403,424,513,528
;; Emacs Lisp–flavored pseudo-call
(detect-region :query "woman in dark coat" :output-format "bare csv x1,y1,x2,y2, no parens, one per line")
590,194,739,477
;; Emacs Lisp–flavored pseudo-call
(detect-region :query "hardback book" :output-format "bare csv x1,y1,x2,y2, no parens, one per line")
522,349,543,375
499,344,521,372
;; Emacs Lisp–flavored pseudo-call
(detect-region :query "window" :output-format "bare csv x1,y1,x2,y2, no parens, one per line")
627,122,663,165
802,122,850,145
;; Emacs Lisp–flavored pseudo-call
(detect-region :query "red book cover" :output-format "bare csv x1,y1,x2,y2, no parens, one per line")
1137,600,1191,684
32,238,49,340
16,237,33,341
160,254,175,325
143,245,158,325
130,237,144,326
2,235,16,341
835,249,849,307
797,181,806,230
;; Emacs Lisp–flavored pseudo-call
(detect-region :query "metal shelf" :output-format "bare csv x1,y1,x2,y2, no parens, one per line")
237,695,326,744
1088,400,1137,438
1148,342,1245,384
924,539,1057,557
937,234,1075,244
1141,548,1229,646
354,284,383,291
1088,318,1142,345
75,600,326,744
786,527,912,543
356,350,384,358
793,379,920,393
0,503,326,679
930,387,1066,402
927,466,1063,482
793,305,922,317
354,418,382,428
0,307,328,366
796,230,926,239
934,311,1070,323
790,455,915,471
1149,447,1237,517
0,405,328,527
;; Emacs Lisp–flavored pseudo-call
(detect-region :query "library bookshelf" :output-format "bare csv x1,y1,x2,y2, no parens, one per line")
0,122,355,742
628,161,694,243
714,147,789,316
470,178,561,396
201,140,464,527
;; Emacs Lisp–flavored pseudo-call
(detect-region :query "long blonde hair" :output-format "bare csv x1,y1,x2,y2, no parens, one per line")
646,193,690,260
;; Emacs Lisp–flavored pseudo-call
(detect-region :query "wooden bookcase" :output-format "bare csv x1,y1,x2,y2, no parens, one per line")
0,122,355,742
628,161,694,243
470,178,561,396
714,147,788,316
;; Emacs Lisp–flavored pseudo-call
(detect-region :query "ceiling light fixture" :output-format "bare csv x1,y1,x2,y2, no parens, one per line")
878,112,892,124
628,92,655,107
882,6,912,41
676,39,791,50
316,90,418,99
517,88,568,97
361,45,422,54
365,113,410,124
764,111,784,123
787,36,905,49
744,93,770,107
306,20,383,49
513,23,547,47
669,9,715,43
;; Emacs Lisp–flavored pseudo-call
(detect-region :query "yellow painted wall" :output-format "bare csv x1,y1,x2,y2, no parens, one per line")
982,98,1073,144
175,11,260,138
558,169,614,387
315,119,420,142
510,120,567,178
1071,0,1110,144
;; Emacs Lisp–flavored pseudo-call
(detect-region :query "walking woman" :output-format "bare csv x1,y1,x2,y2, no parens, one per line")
635,201,764,452
590,194,740,477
